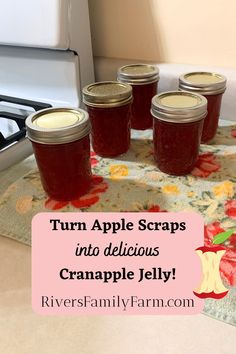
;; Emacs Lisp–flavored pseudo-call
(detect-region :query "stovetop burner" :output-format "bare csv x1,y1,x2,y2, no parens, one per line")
0,95,51,150
0,95,51,171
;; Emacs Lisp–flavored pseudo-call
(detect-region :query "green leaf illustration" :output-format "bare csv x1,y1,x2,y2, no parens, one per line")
212,230,235,245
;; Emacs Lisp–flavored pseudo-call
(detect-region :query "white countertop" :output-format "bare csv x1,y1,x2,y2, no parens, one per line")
0,235,235,354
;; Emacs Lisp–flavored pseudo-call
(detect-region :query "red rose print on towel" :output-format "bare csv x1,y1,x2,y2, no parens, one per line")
191,152,221,178
90,151,99,167
45,175,108,210
231,129,236,138
147,205,167,212
224,200,236,220
204,222,236,286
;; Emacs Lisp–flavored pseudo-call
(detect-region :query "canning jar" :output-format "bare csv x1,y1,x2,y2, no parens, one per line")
83,81,132,157
151,91,207,176
179,72,226,143
117,64,159,130
26,108,91,201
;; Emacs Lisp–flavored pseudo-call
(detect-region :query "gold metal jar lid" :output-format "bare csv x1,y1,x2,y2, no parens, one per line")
82,81,132,108
117,64,159,85
151,91,207,123
179,72,227,95
26,107,90,144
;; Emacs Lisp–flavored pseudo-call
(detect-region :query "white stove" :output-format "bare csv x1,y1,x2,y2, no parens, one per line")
0,0,94,171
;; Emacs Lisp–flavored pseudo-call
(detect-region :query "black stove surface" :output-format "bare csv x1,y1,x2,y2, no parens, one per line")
0,95,51,150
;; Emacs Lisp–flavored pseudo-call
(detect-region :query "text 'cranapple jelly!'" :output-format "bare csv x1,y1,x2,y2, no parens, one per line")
151,91,207,176
26,108,91,201
118,64,159,130
83,81,132,157
179,72,226,143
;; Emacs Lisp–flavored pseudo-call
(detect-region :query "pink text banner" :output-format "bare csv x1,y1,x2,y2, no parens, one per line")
32,212,204,315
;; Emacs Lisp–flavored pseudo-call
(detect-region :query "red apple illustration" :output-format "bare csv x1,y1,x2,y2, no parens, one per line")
194,230,234,299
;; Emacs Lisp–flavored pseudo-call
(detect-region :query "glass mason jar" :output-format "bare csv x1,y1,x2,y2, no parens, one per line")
179,72,227,143
83,81,132,157
151,91,207,176
117,64,159,130
26,108,91,201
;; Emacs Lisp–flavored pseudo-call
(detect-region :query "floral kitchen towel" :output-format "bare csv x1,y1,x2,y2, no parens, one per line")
0,120,235,325
1,121,235,246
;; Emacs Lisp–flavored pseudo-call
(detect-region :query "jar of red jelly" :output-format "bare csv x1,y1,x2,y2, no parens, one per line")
117,64,159,130
26,108,91,201
179,72,227,143
83,81,132,157
151,91,207,176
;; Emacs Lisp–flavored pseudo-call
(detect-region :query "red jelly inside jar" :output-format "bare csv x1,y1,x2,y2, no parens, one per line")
83,81,132,157
201,93,223,143
118,64,159,130
153,119,204,175
151,91,207,176
179,72,226,143
26,108,92,201
86,104,131,157
130,82,157,129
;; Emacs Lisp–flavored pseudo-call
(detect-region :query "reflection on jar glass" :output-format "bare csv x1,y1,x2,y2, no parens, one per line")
179,72,227,143
118,64,159,130
83,81,132,157
151,91,207,176
26,108,91,201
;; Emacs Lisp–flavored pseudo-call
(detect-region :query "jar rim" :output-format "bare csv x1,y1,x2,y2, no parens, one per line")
118,63,159,85
26,107,90,145
151,91,208,123
179,72,227,95
82,81,132,108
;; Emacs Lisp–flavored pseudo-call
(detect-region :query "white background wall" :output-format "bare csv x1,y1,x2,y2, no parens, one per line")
88,0,236,121
88,0,236,68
